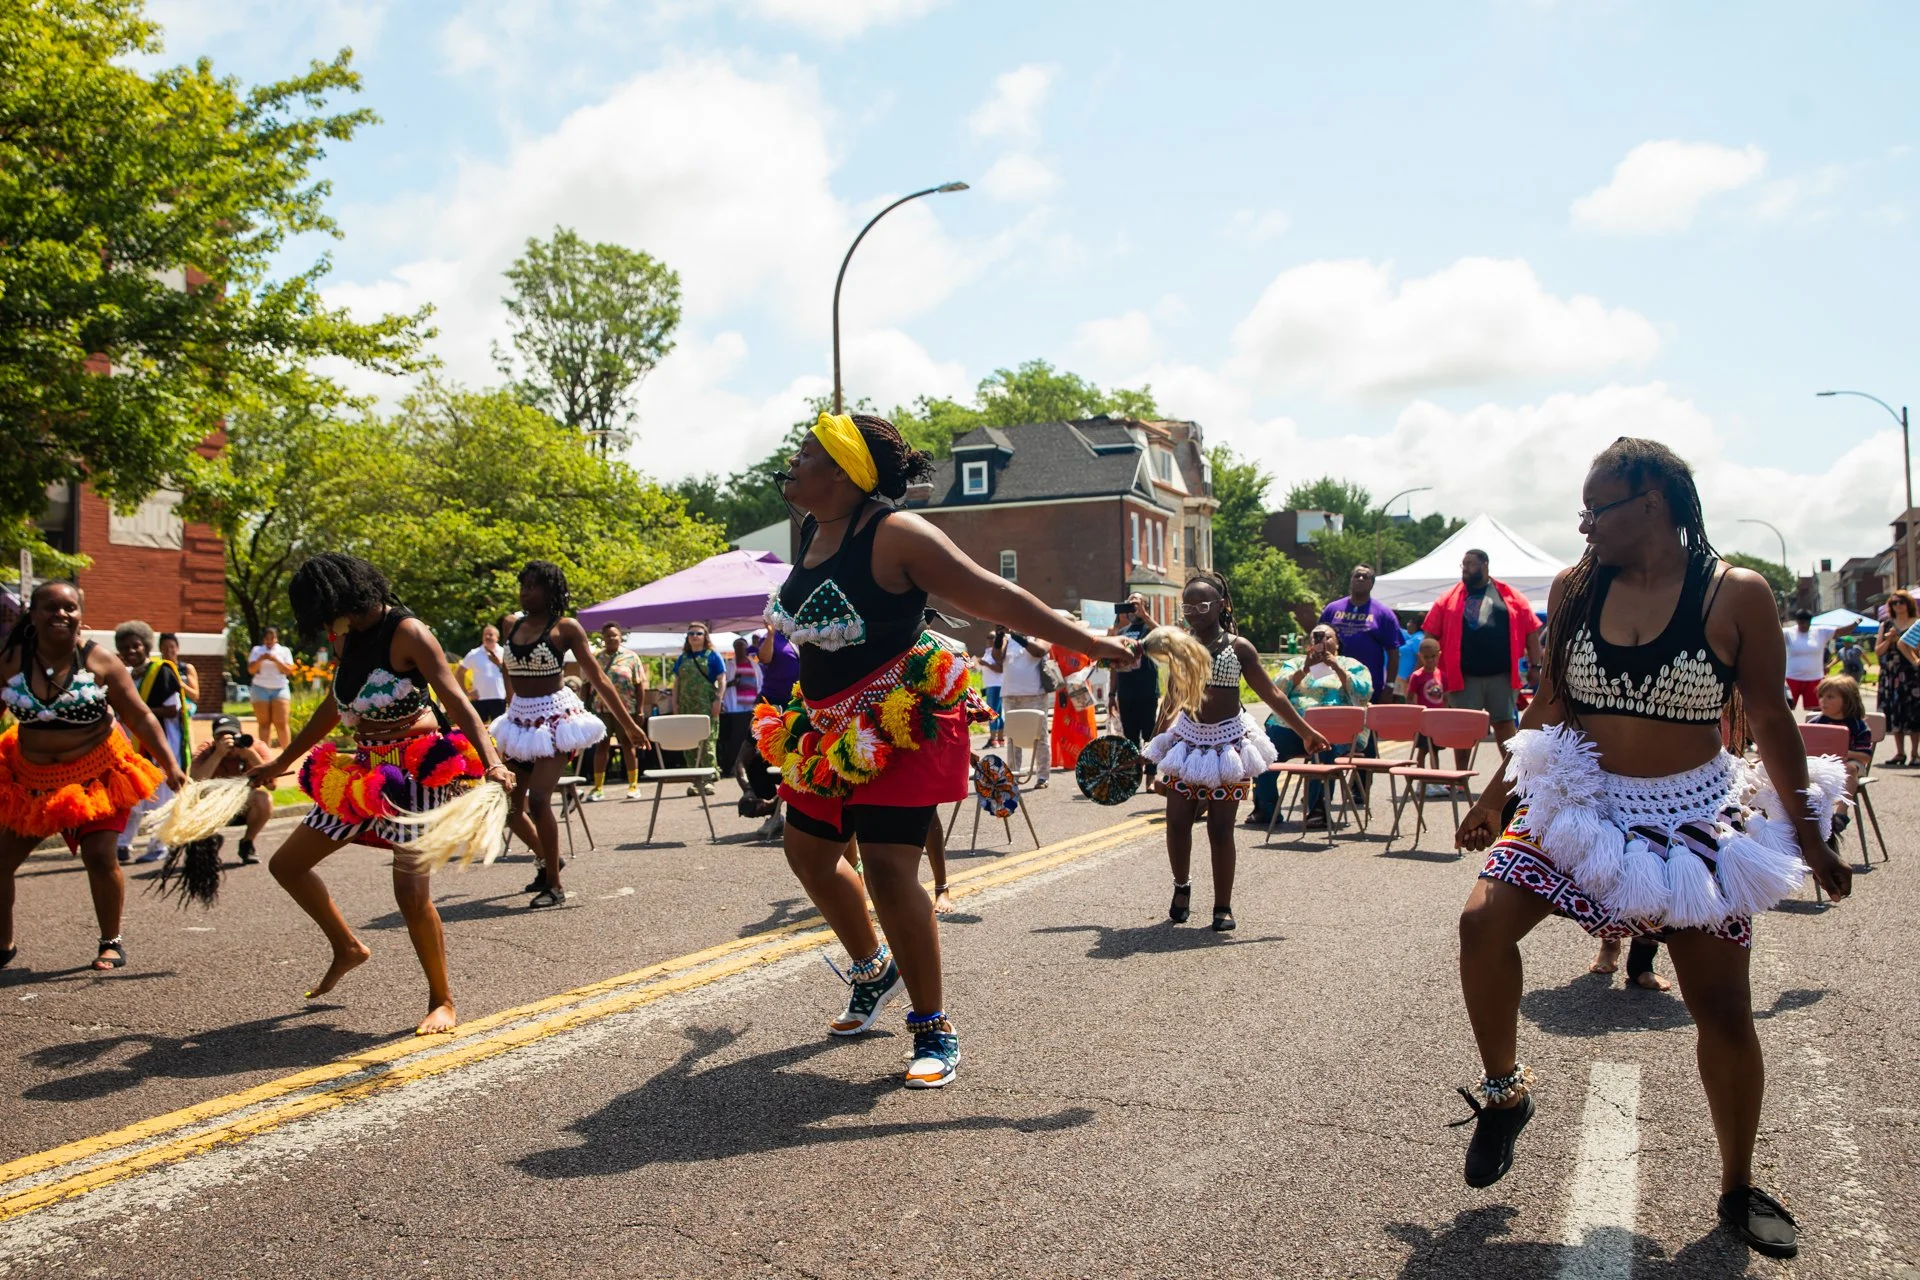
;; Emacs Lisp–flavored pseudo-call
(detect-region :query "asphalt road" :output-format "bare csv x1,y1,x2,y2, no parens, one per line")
1,741,1916,1279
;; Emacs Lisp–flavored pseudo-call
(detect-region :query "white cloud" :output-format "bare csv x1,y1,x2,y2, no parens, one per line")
968,65,1056,144
1223,208,1291,244
1571,140,1768,235
980,153,1061,203
1227,257,1660,400
1071,309,1158,375
741,0,946,39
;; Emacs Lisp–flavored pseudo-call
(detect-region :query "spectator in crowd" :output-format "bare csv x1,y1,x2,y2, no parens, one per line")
247,624,295,751
458,624,509,724
1836,632,1867,683
1395,624,1427,699
1248,623,1374,828
1420,549,1542,769
1783,609,1844,710
1877,590,1920,765
189,713,273,865
1406,636,1447,774
979,628,1005,749
998,629,1052,787
742,629,799,835
587,623,647,802
1108,595,1159,781
1810,673,1873,827
115,620,183,864
1320,565,1404,703
669,623,725,793
718,635,760,795
159,633,198,720
1050,624,1098,770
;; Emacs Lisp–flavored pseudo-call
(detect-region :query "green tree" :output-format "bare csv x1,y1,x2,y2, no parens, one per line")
1208,444,1315,644
1281,475,1463,598
494,227,681,454
890,359,1159,458
0,1,431,570
314,385,726,650
1724,551,1794,610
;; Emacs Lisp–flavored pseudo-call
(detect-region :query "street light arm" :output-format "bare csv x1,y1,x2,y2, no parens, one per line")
831,182,968,413
1817,389,1904,426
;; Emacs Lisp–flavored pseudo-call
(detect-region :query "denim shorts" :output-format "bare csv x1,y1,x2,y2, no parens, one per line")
250,684,290,703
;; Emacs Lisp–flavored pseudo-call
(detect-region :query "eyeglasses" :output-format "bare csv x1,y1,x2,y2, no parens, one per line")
1578,491,1654,526
1181,602,1215,615
687,629,707,637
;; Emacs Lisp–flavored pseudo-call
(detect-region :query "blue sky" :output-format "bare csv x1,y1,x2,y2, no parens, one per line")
146,0,1916,571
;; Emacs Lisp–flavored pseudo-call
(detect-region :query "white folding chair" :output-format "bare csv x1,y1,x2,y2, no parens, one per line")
638,714,719,843
1001,708,1050,784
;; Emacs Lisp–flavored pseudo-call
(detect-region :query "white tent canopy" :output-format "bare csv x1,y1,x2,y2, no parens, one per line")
1372,513,1568,613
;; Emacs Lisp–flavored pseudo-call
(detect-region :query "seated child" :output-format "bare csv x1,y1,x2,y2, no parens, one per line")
1809,674,1872,832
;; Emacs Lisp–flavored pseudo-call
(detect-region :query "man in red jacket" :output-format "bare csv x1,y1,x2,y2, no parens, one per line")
1420,549,1543,771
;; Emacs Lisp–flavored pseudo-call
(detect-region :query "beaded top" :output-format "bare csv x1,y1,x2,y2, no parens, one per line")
1206,640,1243,688
2,647,110,728
1562,556,1734,725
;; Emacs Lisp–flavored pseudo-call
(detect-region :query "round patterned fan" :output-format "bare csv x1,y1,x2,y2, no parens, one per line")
1075,734,1142,806
974,753,1019,819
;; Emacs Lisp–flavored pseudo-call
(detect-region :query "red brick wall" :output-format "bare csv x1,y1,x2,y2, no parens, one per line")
916,500,1130,632
73,485,228,696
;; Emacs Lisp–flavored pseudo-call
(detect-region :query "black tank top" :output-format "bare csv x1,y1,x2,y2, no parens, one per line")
333,607,434,725
1560,555,1735,724
775,508,926,700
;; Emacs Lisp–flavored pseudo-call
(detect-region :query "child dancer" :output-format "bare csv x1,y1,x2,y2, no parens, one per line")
1141,571,1327,931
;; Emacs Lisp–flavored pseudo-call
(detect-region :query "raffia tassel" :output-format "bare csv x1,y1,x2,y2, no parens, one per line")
389,782,510,872
1611,838,1670,922
1713,830,1807,917
146,778,255,848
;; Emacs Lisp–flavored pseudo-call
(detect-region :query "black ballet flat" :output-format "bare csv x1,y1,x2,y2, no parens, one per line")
1168,884,1192,924
1,945,16,970
1211,908,1236,933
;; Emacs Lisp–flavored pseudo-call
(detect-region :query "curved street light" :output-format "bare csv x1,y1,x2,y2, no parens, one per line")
831,181,969,413
1372,485,1432,570
1738,517,1790,609
1818,389,1913,590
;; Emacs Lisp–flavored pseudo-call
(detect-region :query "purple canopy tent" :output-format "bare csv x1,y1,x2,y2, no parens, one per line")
578,549,791,633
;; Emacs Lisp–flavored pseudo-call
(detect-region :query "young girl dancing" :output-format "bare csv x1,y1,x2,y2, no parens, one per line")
493,561,650,908
1141,571,1327,931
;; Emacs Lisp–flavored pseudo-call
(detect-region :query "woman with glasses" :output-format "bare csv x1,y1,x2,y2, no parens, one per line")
669,623,726,795
1875,590,1919,765
1452,439,1852,1260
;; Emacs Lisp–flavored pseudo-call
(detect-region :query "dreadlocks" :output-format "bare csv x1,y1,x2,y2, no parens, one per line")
1185,569,1237,635
518,560,572,620
851,414,935,503
288,553,399,643
1545,437,1747,743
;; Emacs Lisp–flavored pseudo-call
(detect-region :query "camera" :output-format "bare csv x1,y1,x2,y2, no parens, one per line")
218,730,254,749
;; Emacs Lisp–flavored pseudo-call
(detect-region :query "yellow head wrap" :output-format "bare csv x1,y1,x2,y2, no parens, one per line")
811,412,879,494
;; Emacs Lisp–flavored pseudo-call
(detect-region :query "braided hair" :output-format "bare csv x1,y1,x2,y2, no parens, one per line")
850,414,935,503
1185,569,1237,634
1544,438,1743,739
518,560,572,620
288,553,399,643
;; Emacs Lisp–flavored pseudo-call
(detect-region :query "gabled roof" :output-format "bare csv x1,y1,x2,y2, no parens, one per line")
923,417,1171,509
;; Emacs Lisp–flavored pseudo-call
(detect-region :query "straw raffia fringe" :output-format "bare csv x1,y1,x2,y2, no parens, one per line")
143,778,256,848
389,781,510,872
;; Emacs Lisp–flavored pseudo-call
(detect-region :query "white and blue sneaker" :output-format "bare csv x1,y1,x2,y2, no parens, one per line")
903,1012,960,1089
828,951,904,1036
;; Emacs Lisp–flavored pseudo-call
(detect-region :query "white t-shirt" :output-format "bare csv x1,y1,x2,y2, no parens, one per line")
1000,640,1046,697
461,645,507,701
980,642,1003,690
248,643,293,690
1782,626,1834,682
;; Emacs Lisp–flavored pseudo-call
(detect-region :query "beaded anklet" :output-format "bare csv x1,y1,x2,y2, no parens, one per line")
906,1008,951,1030
1478,1064,1533,1107
845,943,891,985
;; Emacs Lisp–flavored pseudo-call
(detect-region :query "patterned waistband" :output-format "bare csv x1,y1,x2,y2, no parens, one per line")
1166,710,1257,748
801,633,963,736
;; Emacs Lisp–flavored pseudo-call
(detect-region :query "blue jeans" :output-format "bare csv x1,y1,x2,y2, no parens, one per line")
983,685,1004,734
1250,722,1376,818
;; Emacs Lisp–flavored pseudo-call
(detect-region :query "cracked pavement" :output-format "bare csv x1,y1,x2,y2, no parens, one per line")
2,751,1917,1278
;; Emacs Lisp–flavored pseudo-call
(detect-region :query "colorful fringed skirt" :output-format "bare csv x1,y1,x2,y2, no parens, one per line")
490,688,606,765
299,730,484,869
1141,710,1279,803
0,727,163,842
754,632,972,829
1482,725,1845,946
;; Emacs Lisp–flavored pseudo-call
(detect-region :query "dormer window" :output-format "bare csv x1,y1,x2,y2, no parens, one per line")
962,461,989,496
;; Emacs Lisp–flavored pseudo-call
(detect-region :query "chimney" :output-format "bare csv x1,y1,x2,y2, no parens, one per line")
905,481,933,507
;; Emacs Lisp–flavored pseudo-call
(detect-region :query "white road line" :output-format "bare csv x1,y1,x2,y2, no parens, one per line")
1558,1061,1642,1280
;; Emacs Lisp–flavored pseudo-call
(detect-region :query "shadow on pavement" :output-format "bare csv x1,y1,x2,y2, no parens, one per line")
20,1009,387,1102
1031,922,1282,960
518,1025,1093,1178
736,897,815,937
1385,1207,1755,1278
361,892,531,930
0,964,175,989
1522,972,1826,1037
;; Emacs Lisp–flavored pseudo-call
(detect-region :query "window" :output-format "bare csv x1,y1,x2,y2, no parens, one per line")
1153,450,1173,483
109,488,183,550
999,550,1017,582
1185,527,1197,567
1130,512,1140,565
962,461,988,496
1152,522,1164,569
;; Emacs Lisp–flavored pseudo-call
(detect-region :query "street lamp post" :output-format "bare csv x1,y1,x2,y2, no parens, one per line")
1739,517,1790,611
1818,389,1913,591
831,181,969,414
1372,486,1432,571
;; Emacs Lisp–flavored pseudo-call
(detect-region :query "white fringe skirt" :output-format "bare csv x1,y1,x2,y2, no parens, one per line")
1493,724,1846,933
491,688,606,763
1141,710,1279,790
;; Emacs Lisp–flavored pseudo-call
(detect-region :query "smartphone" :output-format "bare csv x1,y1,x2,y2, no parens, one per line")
1115,603,1136,617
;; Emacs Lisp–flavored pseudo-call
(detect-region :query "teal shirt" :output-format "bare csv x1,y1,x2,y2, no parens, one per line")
1266,654,1372,726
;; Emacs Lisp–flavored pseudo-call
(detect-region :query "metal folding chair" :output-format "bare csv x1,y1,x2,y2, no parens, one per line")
1384,708,1491,853
637,714,719,843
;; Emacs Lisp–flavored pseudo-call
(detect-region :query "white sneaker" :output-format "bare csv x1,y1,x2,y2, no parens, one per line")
1424,783,1450,798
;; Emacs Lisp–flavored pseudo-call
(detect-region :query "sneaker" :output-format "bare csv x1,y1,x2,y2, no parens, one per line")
1455,1089,1534,1188
117,847,132,866
626,785,641,800
133,847,167,864
523,859,565,894
1717,1184,1797,1259
1424,783,1451,799
904,1014,960,1089
237,838,258,865
829,958,904,1036
585,790,605,803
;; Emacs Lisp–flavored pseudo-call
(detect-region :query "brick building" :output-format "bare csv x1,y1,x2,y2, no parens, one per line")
904,415,1215,630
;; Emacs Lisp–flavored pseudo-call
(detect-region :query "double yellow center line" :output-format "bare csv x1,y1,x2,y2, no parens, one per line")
0,812,1154,1223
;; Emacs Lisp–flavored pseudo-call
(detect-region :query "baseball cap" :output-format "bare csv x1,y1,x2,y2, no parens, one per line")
212,714,244,737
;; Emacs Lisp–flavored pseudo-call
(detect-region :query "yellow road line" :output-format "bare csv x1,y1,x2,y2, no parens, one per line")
0,812,1154,1220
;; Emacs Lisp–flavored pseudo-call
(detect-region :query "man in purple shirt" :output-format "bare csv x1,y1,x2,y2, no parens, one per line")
1319,564,1405,704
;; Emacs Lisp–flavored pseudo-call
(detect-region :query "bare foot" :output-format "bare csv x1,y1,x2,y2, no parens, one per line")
934,889,955,915
305,940,371,998
1632,969,1672,992
415,1002,458,1036
1588,939,1621,976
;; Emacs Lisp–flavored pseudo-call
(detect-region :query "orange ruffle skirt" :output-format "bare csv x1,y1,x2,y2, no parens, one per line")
0,727,164,838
